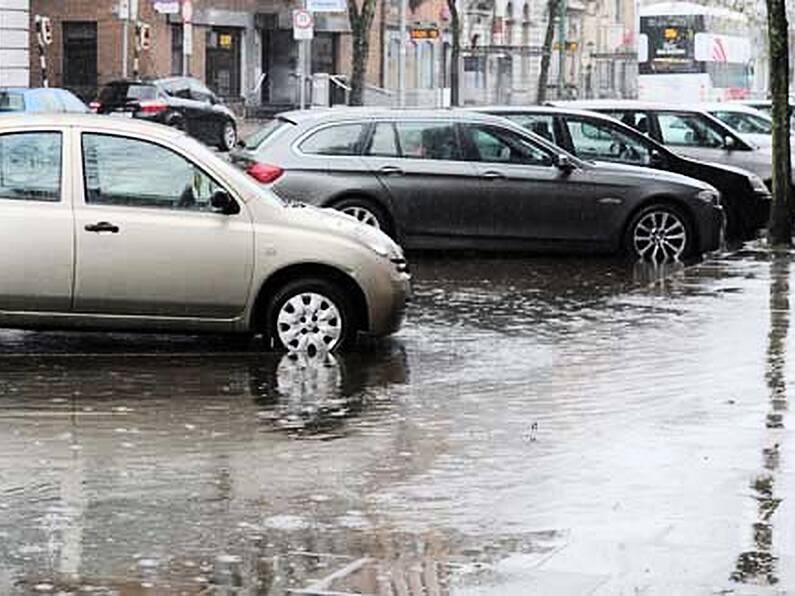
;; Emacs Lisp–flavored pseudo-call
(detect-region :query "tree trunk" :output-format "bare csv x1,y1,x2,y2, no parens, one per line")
766,0,792,245
447,0,461,106
348,0,377,106
536,0,560,104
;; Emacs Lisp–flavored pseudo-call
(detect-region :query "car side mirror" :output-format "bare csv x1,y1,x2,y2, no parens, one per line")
649,149,665,167
724,136,736,151
555,154,575,172
211,189,239,215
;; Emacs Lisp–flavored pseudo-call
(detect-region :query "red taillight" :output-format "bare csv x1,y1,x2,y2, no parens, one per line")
89,101,101,113
246,163,284,184
138,100,167,114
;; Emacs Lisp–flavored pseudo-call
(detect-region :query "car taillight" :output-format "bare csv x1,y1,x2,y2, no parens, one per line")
89,101,101,113
138,100,167,114
246,163,284,184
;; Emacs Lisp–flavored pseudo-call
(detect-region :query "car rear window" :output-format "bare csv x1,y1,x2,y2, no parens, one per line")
0,91,25,112
245,119,292,150
99,84,157,104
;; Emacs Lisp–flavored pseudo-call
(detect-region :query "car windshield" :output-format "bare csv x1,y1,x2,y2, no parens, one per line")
0,91,25,112
99,84,157,104
176,135,286,207
712,110,772,135
244,119,293,150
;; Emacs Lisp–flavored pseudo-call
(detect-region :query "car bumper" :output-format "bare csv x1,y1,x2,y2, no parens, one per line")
749,192,772,230
365,265,412,338
694,203,725,253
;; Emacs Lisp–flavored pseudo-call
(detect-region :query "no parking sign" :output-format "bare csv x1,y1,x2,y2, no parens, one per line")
293,9,314,40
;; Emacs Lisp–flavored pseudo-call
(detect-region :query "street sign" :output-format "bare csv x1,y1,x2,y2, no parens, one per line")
183,23,193,55
409,26,440,40
153,1,180,14
118,0,130,19
307,0,346,12
293,9,314,40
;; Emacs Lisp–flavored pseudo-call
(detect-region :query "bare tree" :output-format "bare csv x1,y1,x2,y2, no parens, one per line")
446,0,462,106
348,0,378,106
536,0,561,104
766,0,792,244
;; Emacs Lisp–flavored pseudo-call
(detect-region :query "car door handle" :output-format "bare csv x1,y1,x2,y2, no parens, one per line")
85,222,119,234
481,171,505,180
379,165,403,176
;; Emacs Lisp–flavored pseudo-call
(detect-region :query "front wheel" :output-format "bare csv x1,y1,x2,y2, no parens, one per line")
332,198,391,236
625,205,692,263
265,278,356,354
218,120,237,152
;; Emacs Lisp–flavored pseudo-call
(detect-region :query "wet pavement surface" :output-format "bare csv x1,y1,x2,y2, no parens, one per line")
2,246,795,594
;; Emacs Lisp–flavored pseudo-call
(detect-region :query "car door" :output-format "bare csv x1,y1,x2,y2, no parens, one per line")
188,79,224,143
461,122,621,244
73,131,254,318
561,115,655,168
361,119,483,241
652,111,753,169
0,129,74,312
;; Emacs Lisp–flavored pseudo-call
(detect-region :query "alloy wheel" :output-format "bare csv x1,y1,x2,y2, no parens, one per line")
633,209,688,262
223,123,237,151
340,206,381,229
276,292,343,354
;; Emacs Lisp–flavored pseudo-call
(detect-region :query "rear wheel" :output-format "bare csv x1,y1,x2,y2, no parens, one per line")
625,204,692,262
219,120,237,152
265,278,356,354
332,197,391,236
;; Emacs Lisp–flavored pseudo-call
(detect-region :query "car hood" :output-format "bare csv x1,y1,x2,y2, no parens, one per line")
592,161,714,191
280,201,404,258
678,156,761,179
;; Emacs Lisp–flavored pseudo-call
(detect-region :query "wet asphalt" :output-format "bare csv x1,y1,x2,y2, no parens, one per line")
1,246,794,594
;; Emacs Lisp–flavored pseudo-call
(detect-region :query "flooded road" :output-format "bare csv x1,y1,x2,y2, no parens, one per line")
1,248,794,594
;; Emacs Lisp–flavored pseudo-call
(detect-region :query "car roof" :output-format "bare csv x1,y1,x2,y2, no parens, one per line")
274,107,516,125
470,104,629,121
551,99,706,112
0,113,185,140
0,87,70,94
695,102,771,115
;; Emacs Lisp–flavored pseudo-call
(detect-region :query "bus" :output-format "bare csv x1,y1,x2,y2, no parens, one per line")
637,2,753,103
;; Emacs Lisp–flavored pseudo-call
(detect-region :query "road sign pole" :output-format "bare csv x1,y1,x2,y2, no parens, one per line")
398,0,407,107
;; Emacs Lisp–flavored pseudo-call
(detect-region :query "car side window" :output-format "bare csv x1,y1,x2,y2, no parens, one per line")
0,132,62,202
657,113,724,148
504,114,557,143
189,79,214,103
299,123,366,156
82,134,228,212
605,111,652,136
395,121,461,160
466,124,554,166
366,122,399,157
565,118,651,165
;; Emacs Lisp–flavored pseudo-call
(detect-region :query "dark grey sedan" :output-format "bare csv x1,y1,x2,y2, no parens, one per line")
232,109,724,262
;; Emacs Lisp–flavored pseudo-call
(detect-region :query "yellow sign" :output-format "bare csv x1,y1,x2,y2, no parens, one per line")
664,27,678,39
410,28,440,40
219,34,233,49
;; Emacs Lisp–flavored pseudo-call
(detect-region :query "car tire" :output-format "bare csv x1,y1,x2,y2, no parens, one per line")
218,120,237,152
265,278,356,354
332,198,392,236
624,203,693,263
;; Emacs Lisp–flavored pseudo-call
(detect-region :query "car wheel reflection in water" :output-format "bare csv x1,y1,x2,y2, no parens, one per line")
250,342,409,436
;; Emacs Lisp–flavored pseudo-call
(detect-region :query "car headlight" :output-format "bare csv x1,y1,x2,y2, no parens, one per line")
747,173,770,193
355,226,402,259
696,189,720,205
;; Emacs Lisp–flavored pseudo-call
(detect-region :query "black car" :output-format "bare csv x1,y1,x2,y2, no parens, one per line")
91,77,238,151
476,106,771,241
233,108,724,262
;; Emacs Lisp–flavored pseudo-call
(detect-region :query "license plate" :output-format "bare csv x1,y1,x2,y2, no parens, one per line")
110,111,133,118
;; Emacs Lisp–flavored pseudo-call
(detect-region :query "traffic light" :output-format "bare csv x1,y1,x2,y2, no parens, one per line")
138,23,151,51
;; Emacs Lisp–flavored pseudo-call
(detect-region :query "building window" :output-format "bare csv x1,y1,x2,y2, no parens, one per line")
206,28,242,97
171,24,184,76
62,21,97,101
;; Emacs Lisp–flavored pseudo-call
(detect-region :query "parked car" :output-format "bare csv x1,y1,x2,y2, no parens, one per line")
476,106,771,239
552,100,787,189
0,114,410,353
233,108,724,262
90,77,238,151
695,102,775,147
0,87,89,114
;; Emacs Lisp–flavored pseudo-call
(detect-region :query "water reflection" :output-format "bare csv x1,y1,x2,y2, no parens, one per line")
731,250,789,586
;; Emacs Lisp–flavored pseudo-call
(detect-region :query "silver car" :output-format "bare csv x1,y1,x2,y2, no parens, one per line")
0,114,411,353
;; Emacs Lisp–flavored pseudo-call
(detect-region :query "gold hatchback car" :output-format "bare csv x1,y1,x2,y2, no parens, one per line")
0,114,410,352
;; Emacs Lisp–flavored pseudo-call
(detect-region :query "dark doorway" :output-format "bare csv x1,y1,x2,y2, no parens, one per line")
62,21,97,101
206,27,242,98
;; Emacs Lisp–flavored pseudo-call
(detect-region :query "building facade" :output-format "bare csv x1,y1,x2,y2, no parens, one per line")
1,0,30,86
